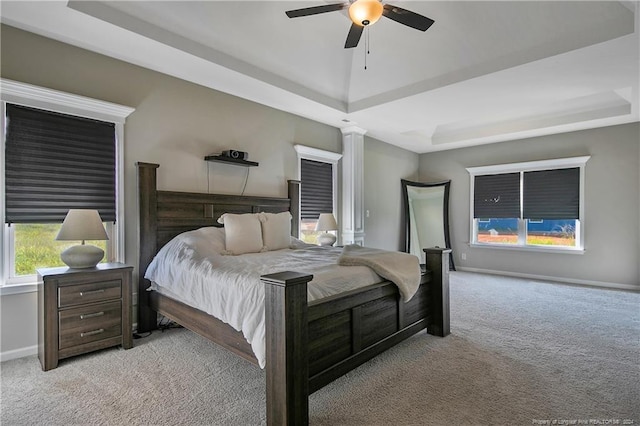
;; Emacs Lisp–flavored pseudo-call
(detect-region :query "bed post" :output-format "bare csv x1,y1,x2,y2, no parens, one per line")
288,180,300,239
424,247,452,337
261,271,313,426
137,162,160,333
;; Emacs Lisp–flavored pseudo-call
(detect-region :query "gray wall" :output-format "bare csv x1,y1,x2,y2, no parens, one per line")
419,123,640,288
0,291,38,358
2,24,636,359
0,25,417,357
364,137,419,251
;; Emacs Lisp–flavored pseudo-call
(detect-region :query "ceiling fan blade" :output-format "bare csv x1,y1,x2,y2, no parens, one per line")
382,4,435,31
285,3,347,18
344,23,364,48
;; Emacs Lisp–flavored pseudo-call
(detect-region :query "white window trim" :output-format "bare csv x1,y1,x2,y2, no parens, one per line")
294,144,342,235
466,156,590,254
1,79,134,293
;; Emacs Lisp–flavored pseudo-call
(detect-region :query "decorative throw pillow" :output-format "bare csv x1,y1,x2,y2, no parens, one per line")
219,213,264,255
260,212,292,251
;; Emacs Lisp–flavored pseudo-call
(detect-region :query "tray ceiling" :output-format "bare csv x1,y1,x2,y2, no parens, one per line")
1,1,638,153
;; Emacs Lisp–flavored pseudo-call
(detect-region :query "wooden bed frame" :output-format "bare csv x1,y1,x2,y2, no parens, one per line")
137,162,451,425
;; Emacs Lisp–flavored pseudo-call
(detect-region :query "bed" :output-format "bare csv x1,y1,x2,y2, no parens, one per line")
137,162,451,425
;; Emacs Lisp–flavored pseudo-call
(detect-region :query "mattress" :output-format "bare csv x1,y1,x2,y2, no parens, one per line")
144,226,382,367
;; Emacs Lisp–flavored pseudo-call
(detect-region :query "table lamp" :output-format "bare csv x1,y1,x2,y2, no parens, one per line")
55,209,108,268
315,213,338,246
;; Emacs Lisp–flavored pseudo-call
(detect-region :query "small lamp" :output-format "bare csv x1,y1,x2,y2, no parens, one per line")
315,213,338,246
55,209,109,268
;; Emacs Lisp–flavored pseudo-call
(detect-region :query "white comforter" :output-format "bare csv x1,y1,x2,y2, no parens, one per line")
144,227,381,368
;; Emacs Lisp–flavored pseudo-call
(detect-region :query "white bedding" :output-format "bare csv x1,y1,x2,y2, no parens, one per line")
338,244,421,301
144,227,382,368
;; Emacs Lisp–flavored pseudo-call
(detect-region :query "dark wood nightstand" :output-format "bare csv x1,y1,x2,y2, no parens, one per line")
37,262,133,371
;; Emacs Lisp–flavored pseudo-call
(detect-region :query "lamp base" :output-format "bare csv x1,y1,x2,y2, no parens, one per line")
60,244,104,269
317,232,336,247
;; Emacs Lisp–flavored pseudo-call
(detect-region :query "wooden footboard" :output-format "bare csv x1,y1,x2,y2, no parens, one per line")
262,248,451,425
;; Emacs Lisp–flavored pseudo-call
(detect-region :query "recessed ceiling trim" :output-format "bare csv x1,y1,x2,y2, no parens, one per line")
432,91,632,145
348,11,635,112
67,0,347,113
1,1,637,154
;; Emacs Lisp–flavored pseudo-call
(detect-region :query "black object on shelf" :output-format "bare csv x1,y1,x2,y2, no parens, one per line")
204,155,259,167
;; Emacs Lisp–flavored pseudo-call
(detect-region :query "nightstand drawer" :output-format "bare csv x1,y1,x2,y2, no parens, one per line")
58,280,121,308
59,302,122,350
59,300,122,332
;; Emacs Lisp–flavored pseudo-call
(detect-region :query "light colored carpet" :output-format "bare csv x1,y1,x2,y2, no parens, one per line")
1,272,638,425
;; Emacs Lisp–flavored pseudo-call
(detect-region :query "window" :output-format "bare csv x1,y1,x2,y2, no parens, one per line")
1,79,134,291
294,145,342,245
467,156,590,252
5,104,116,277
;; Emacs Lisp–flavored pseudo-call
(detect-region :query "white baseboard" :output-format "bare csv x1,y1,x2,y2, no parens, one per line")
1,345,37,362
456,267,640,292
1,323,139,363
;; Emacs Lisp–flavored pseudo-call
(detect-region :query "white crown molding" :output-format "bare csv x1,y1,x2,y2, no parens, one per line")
0,78,134,123
294,144,342,163
465,155,591,175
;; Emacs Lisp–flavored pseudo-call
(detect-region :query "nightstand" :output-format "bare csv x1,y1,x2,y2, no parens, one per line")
37,262,133,371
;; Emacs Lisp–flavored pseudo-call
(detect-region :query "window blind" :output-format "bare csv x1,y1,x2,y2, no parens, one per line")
300,158,333,220
5,104,116,224
473,173,520,218
523,167,580,219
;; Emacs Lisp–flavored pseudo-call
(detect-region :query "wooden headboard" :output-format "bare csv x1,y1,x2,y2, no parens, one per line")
136,162,300,331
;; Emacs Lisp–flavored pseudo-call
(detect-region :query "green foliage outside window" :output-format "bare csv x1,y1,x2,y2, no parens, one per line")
14,224,106,276
300,219,320,245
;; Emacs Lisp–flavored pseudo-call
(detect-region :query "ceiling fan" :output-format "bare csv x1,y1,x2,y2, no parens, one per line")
285,0,434,49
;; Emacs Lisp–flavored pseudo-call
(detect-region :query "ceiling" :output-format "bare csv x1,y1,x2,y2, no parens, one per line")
1,1,638,153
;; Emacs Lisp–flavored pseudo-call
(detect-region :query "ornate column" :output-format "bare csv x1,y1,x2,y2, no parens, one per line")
341,126,366,245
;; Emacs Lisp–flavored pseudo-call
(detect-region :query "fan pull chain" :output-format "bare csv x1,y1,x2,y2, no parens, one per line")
364,26,370,70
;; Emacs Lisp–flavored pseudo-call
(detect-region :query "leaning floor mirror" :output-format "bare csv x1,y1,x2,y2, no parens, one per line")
401,179,455,271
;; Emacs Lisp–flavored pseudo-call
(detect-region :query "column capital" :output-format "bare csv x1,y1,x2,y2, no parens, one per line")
340,125,367,136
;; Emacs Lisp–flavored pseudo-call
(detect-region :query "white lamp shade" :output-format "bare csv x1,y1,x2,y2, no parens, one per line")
315,213,338,232
56,209,109,241
316,213,338,246
56,210,108,269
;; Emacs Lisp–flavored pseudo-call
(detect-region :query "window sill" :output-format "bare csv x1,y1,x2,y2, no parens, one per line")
469,243,584,255
0,282,38,296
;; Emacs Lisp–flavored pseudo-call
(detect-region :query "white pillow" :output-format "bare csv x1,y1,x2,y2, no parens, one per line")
260,212,292,251
217,213,253,224
220,213,265,255
177,227,226,256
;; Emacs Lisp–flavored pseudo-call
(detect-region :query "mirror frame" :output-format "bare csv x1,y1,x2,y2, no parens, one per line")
401,179,455,271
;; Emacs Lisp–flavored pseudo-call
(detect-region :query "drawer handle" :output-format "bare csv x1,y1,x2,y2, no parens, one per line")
80,329,105,338
79,289,105,297
80,311,104,320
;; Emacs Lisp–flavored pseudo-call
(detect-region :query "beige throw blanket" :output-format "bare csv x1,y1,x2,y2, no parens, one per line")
337,245,421,302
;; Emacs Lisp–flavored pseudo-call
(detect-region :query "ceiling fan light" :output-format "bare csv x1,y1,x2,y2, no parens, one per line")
348,0,383,26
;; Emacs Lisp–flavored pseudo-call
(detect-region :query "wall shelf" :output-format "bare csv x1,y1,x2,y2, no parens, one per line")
204,155,258,167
